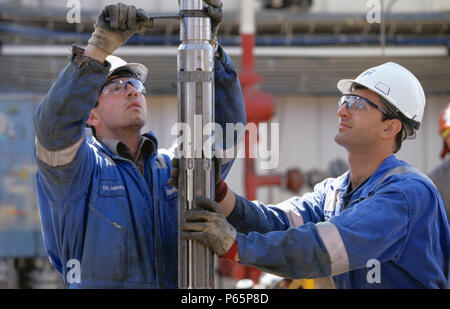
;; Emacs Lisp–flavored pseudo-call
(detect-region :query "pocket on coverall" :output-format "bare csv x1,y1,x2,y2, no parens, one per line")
82,179,129,282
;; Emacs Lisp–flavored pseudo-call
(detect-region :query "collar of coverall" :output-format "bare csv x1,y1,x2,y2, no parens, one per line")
97,135,156,161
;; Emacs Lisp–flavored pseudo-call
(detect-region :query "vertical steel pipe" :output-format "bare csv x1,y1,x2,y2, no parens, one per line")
177,0,215,289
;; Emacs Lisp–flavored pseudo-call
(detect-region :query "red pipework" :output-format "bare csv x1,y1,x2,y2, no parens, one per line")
241,34,255,72
240,33,279,199
245,158,282,200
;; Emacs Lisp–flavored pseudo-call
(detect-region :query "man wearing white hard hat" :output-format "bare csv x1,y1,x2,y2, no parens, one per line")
33,2,246,288
179,62,450,288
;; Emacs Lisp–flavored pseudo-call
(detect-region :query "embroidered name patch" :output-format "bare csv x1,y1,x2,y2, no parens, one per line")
99,179,127,197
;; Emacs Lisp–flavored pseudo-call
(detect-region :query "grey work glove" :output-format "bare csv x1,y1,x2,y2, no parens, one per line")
182,196,237,257
168,156,223,189
204,0,223,47
88,3,154,54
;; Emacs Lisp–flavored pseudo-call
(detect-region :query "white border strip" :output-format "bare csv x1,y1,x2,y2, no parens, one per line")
1,45,447,57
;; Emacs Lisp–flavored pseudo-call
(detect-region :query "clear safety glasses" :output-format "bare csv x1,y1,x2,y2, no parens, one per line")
101,78,146,96
338,95,393,119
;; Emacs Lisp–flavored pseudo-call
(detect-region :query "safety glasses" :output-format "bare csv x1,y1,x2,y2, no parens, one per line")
101,78,146,96
338,95,393,119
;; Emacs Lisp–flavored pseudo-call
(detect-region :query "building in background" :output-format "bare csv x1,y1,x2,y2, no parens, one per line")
0,0,449,288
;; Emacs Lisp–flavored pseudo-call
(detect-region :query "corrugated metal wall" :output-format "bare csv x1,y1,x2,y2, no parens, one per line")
1,53,450,95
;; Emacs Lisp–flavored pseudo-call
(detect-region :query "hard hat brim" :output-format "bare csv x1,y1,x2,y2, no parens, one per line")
108,63,148,84
337,79,356,95
105,55,148,84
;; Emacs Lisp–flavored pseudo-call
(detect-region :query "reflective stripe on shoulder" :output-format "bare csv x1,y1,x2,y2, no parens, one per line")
155,154,168,169
316,221,349,275
368,165,437,198
276,199,304,227
35,136,84,167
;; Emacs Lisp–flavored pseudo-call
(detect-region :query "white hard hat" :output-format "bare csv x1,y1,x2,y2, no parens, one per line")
105,55,148,83
337,62,426,139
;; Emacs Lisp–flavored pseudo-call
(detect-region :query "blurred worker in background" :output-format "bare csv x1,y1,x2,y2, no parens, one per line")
429,103,450,219
178,62,450,288
33,1,246,288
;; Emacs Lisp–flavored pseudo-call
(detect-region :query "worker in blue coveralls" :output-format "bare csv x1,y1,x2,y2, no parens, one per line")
179,62,450,288
33,1,246,288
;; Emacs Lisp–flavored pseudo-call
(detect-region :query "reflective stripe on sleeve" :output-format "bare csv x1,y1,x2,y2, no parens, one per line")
276,200,304,227
35,136,84,167
316,221,349,275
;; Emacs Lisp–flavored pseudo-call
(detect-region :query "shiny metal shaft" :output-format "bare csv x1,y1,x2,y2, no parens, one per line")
177,0,215,289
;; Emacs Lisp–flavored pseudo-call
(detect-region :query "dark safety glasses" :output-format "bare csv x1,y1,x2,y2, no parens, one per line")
338,95,393,119
101,78,146,96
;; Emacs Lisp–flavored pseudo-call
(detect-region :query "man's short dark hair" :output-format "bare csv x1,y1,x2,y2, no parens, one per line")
381,110,403,153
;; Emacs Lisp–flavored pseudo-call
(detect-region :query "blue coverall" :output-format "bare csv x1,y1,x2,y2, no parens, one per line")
228,155,450,288
34,45,246,288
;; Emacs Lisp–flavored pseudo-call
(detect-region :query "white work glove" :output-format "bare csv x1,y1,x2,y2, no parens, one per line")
88,3,154,54
182,196,236,257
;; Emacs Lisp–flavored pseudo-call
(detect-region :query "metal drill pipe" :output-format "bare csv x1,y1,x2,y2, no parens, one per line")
177,0,215,289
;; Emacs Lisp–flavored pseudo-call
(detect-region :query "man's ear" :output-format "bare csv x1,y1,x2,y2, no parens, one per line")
381,119,402,140
87,110,100,127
